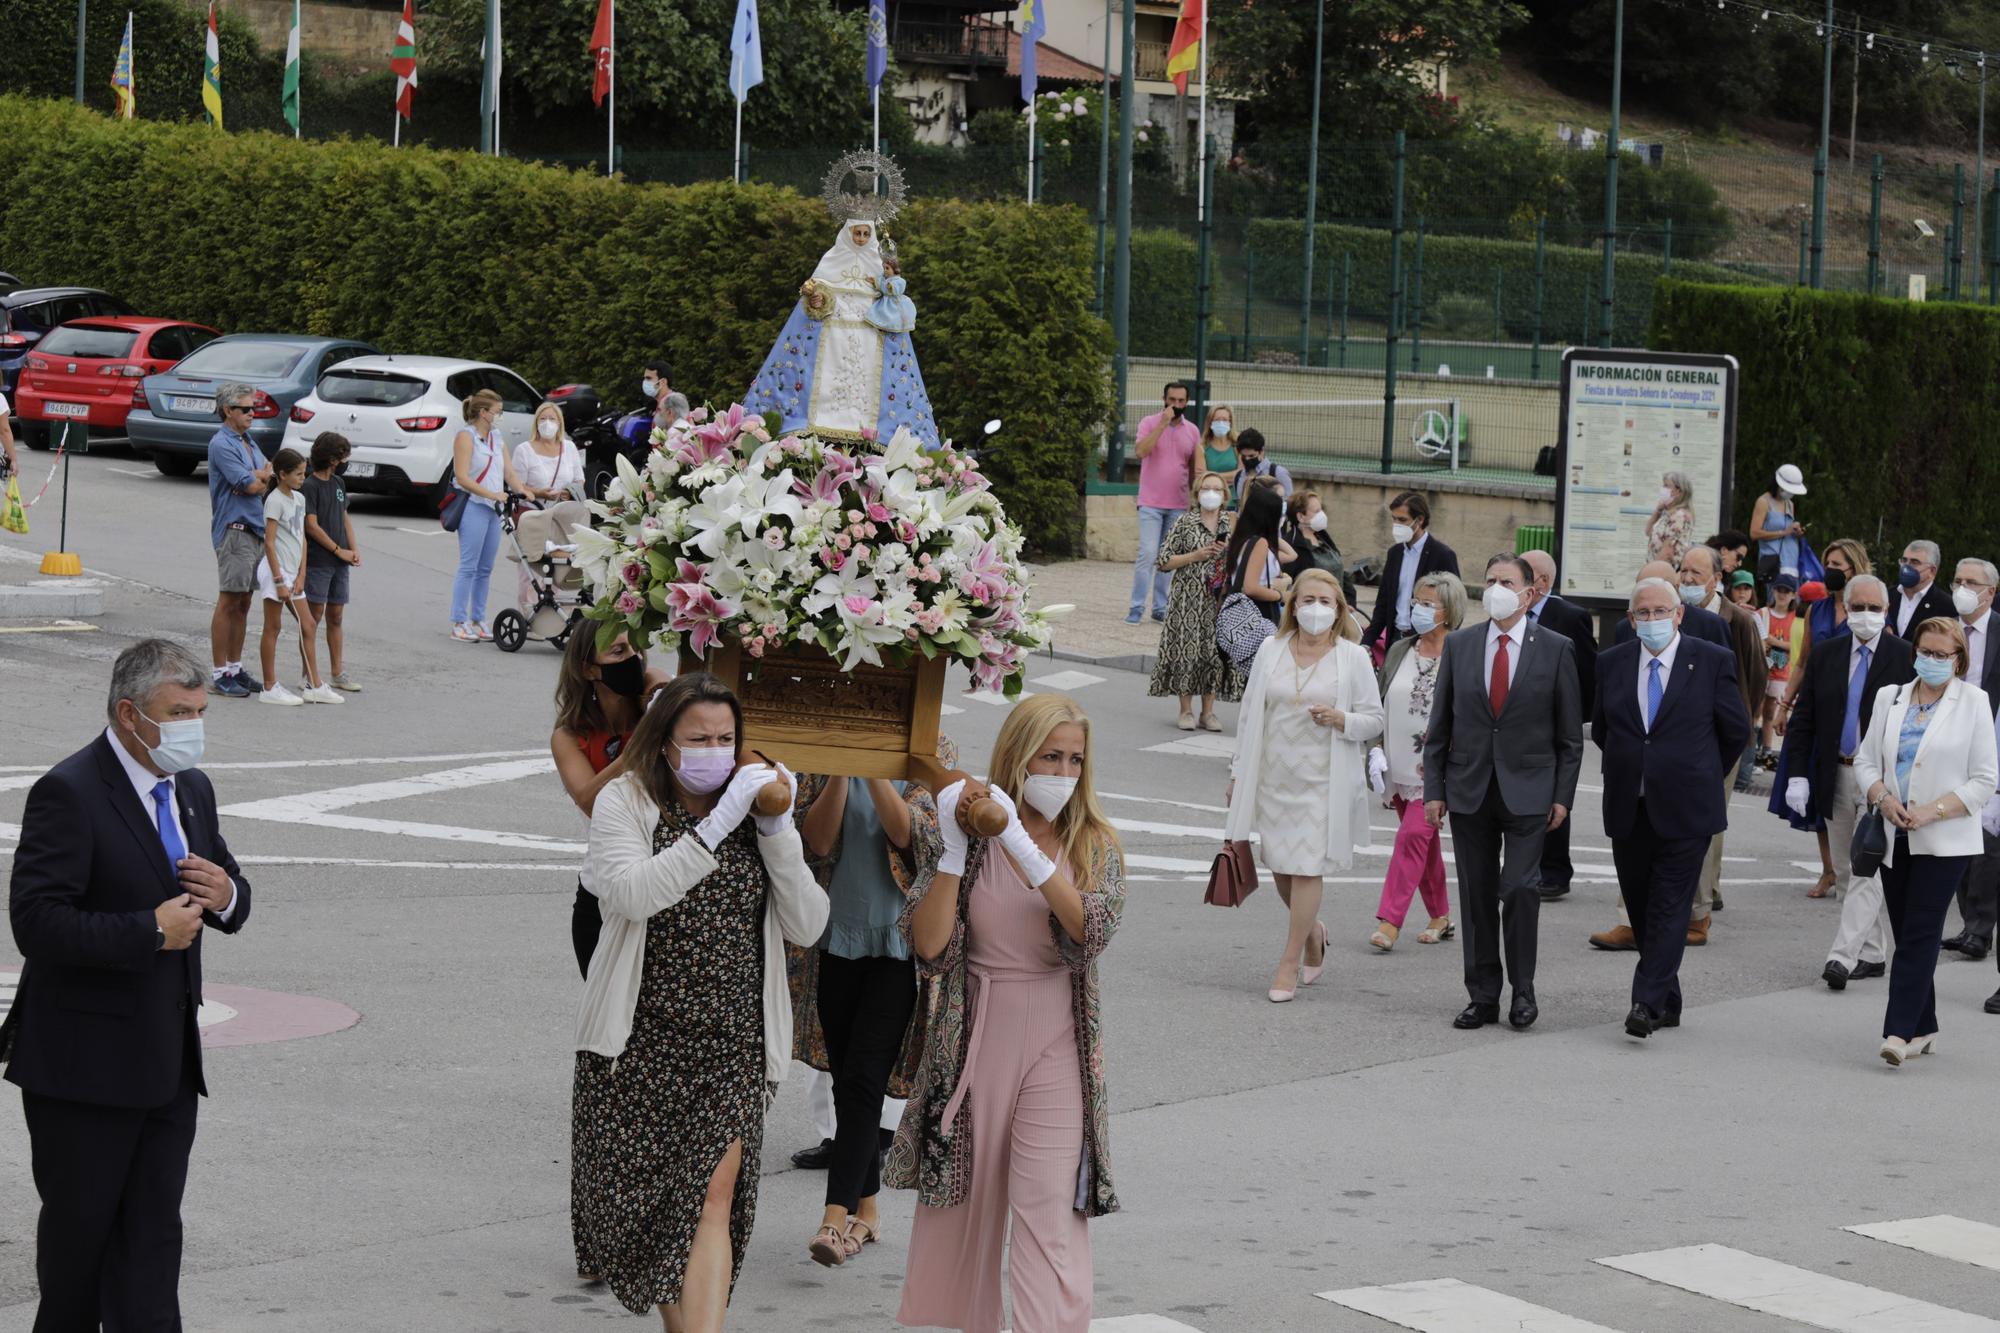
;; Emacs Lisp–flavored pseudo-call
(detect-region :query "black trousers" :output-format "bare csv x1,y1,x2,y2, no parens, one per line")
1449,777,1547,1005
816,951,917,1212
23,1037,199,1333
1537,815,1574,891
571,880,603,979
1882,834,1974,1040
1953,832,1999,949
1611,800,1709,1020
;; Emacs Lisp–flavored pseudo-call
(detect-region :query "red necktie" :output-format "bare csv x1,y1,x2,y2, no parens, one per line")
1490,633,1510,714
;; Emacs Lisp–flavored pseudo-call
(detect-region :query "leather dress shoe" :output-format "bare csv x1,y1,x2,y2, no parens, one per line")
1686,914,1711,947
1985,988,2000,1016
1850,960,1886,980
1453,1002,1500,1030
1657,1008,1681,1028
1509,991,1539,1030
1625,1004,1655,1038
1589,924,1637,951
1536,883,1571,901
1961,942,1991,962
1822,959,1850,991
1941,933,1970,954
790,1138,834,1170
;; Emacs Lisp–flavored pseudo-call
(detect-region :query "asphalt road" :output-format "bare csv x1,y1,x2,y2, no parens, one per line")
3,444,1999,1332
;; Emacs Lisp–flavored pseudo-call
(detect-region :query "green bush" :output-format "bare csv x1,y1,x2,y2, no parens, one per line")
1650,278,2000,567
0,94,1110,553
1129,228,1201,359
1246,220,1769,347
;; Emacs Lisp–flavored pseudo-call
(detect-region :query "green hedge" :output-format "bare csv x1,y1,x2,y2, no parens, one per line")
1650,279,2000,567
1246,220,1766,348
0,95,1110,553
1129,229,1200,360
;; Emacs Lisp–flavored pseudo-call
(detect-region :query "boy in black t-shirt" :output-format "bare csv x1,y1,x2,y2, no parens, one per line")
302,432,363,692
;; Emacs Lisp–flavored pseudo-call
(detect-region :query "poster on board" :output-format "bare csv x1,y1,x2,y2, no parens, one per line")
1552,347,1738,610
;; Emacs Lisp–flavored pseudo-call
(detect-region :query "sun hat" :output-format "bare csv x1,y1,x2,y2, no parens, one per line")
1774,463,1807,496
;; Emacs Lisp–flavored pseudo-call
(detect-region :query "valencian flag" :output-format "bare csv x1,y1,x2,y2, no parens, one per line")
202,1,224,127
865,0,887,90
1165,0,1202,96
110,12,136,120
1019,0,1045,102
391,0,418,122
590,0,614,107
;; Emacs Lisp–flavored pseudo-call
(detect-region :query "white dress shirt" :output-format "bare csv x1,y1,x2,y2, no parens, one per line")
1483,617,1525,696
1964,608,1991,682
1395,532,1429,630
104,727,239,921
1637,632,1681,732
1897,583,1933,637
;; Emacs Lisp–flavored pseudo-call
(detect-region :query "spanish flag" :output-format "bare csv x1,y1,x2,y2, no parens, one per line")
1165,0,1202,96
110,12,136,119
202,1,224,128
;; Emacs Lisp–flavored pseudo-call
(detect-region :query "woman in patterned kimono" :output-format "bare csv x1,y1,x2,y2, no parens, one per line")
891,695,1124,1333
571,672,828,1330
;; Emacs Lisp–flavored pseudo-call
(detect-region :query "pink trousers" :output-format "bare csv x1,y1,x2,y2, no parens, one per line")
899,969,1091,1333
1377,795,1450,927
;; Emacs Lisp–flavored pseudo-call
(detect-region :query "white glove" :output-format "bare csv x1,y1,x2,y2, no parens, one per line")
1367,746,1389,795
1982,795,2000,839
753,765,798,837
1785,777,1811,819
988,786,1057,888
936,780,969,876
696,763,772,851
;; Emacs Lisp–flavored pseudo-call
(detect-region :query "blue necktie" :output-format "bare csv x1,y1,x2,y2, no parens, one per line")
1646,658,1663,731
1841,645,1872,757
151,779,186,871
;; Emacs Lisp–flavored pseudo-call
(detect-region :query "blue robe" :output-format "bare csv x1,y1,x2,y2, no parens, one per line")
743,298,940,451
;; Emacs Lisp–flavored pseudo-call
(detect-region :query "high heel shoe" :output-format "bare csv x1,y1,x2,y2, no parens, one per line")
1417,916,1454,944
1301,920,1329,985
1879,1036,1909,1067
1268,960,1299,1003
1370,921,1399,952
1909,1033,1938,1057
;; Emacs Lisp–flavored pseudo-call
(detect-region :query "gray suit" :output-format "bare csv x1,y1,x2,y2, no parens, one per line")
1423,619,1585,1006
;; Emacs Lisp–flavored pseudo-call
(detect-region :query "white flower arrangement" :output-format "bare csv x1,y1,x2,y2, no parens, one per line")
574,405,1059,696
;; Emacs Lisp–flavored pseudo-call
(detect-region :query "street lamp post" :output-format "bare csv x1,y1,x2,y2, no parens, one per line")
1809,0,1833,288
1095,0,1113,314
1297,0,1325,366
1107,0,1137,481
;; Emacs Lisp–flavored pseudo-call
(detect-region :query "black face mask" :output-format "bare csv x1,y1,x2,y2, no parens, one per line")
1240,454,1263,469
1824,568,1849,594
598,655,646,700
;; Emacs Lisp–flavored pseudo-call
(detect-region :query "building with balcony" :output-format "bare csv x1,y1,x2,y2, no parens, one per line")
1034,0,1238,176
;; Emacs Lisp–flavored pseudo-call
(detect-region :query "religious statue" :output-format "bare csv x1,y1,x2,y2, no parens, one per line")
743,151,939,449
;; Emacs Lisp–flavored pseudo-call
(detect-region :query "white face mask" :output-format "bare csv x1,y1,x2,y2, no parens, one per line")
538,418,560,440
1657,486,1676,506
1955,585,1987,618
1308,510,1328,532
1483,584,1522,621
1295,603,1337,637
1390,522,1415,545
1846,610,1885,642
1210,419,1231,438
1197,489,1224,512
131,709,205,775
642,377,660,399
1021,774,1078,822
1411,603,1440,634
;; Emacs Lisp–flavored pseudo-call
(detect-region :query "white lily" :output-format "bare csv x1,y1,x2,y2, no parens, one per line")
803,561,882,616
682,475,750,560
832,595,906,670
736,469,804,538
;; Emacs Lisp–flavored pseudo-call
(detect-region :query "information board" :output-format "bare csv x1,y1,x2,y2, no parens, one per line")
1552,348,1738,610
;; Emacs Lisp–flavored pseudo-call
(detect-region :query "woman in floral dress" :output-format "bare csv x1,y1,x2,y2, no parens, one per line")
1148,471,1241,731
1645,470,1698,567
571,672,828,1330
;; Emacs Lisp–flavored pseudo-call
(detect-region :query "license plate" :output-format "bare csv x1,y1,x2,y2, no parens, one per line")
170,395,214,414
44,401,89,418
343,461,376,478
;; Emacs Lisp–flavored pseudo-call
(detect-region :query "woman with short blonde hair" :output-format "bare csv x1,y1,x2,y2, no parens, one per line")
448,389,524,642
1149,470,1241,730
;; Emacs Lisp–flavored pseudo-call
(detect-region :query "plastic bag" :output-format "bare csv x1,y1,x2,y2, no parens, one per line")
1,475,27,535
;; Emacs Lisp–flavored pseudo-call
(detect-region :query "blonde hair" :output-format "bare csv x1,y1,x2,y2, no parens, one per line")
532,402,566,444
461,388,503,423
1190,469,1227,504
1912,616,1971,679
986,694,1120,881
1200,404,1235,446
1278,567,1360,642
1822,536,1872,577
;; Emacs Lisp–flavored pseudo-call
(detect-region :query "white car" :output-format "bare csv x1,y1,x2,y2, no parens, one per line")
280,355,541,501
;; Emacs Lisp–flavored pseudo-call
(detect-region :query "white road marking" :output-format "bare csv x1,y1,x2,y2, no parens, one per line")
1846,1217,2000,1273
1124,852,1218,873
1100,790,1228,814
1029,669,1107,692
1081,1319,1207,1332
1595,1243,2000,1332
219,758,554,820
393,526,456,538
235,856,581,870
1113,817,1225,840
0,748,547,775
106,466,160,479
1142,734,1236,759
963,688,1032,706
1318,1278,1622,1332
0,622,99,635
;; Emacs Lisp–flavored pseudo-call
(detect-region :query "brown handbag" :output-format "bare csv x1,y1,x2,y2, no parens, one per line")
1203,839,1258,907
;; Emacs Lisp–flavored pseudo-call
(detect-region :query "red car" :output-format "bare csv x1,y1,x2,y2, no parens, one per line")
14,317,219,443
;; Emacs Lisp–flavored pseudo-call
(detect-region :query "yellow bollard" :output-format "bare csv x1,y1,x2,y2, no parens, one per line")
39,551,82,576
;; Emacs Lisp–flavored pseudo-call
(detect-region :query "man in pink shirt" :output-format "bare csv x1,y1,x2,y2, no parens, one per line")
1127,380,1202,623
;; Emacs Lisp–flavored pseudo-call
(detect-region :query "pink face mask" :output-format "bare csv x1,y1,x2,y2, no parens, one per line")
672,743,735,795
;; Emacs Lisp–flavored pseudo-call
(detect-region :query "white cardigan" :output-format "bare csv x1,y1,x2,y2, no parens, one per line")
575,773,830,1088
1853,676,1998,867
1225,634,1385,864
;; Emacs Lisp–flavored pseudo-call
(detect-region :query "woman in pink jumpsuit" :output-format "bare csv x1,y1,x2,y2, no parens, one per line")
888,694,1125,1333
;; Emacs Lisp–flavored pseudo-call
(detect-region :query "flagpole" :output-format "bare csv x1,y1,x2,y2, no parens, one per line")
1027,100,1037,204
606,0,615,176
393,111,400,147
1195,0,1207,226
734,100,744,185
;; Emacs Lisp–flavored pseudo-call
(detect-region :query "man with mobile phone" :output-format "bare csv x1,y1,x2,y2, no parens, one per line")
1127,380,1201,624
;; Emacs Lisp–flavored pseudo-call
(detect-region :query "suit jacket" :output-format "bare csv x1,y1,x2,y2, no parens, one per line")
1711,594,1770,720
1422,619,1584,818
3,735,251,1109
1973,614,2000,718
1892,581,1955,641
1853,676,1999,865
1594,636,1752,841
1364,534,1460,649
1532,593,1598,716
1780,630,1916,818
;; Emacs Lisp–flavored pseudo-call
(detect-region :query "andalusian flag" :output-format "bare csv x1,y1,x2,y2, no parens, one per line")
1165,0,1203,96
202,1,224,128
282,0,301,133
391,0,417,123
110,12,136,120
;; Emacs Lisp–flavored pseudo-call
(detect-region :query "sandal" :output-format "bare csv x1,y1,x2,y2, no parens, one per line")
809,1223,857,1267
1418,916,1455,944
1370,922,1399,953
1806,869,1836,899
844,1217,880,1249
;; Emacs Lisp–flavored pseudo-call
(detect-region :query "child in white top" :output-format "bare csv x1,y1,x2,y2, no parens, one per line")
257,448,340,705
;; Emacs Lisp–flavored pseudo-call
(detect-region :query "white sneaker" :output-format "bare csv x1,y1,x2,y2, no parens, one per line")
258,683,305,706
332,672,363,692
472,621,494,641
303,685,346,705
451,623,479,642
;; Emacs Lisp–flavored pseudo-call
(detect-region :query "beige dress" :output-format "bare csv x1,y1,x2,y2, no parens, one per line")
1255,645,1348,875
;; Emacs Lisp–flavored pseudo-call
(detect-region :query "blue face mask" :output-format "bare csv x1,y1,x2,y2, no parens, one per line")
1634,618,1675,652
1914,656,1956,687
1899,563,1923,589
1678,583,1707,607
1411,604,1439,634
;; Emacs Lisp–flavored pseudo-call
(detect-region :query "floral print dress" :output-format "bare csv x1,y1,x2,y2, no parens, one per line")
1148,509,1242,701
571,803,768,1314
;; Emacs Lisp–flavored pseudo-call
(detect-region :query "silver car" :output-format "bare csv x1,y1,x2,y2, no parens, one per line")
130,335,378,476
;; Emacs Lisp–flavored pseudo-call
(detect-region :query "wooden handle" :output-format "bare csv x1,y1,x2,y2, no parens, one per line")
753,780,793,817
904,755,1010,839
960,794,1008,838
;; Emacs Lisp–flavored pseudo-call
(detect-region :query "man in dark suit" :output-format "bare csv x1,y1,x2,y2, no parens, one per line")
1424,553,1584,1031
3,638,253,1331
1522,548,1596,902
1945,557,2000,962
1779,574,1914,988
1595,576,1751,1037
1891,539,1954,641
1363,490,1460,653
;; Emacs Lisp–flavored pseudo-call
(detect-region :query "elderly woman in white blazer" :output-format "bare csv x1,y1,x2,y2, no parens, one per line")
1227,568,1385,1003
1853,616,1998,1067
570,672,829,1325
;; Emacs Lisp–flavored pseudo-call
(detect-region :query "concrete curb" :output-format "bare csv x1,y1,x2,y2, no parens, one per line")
0,578,107,618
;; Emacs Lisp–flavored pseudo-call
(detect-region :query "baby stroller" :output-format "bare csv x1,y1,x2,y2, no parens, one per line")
492,493,592,653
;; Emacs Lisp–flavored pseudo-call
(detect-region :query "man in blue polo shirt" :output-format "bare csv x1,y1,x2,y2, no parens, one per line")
206,383,274,698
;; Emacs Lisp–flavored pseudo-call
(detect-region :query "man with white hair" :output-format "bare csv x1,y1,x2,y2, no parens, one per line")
1893,539,1952,639
1944,557,2000,962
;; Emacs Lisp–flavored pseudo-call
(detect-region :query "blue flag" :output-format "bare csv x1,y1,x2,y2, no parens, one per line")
866,0,888,90
1019,0,1046,104
730,0,763,103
